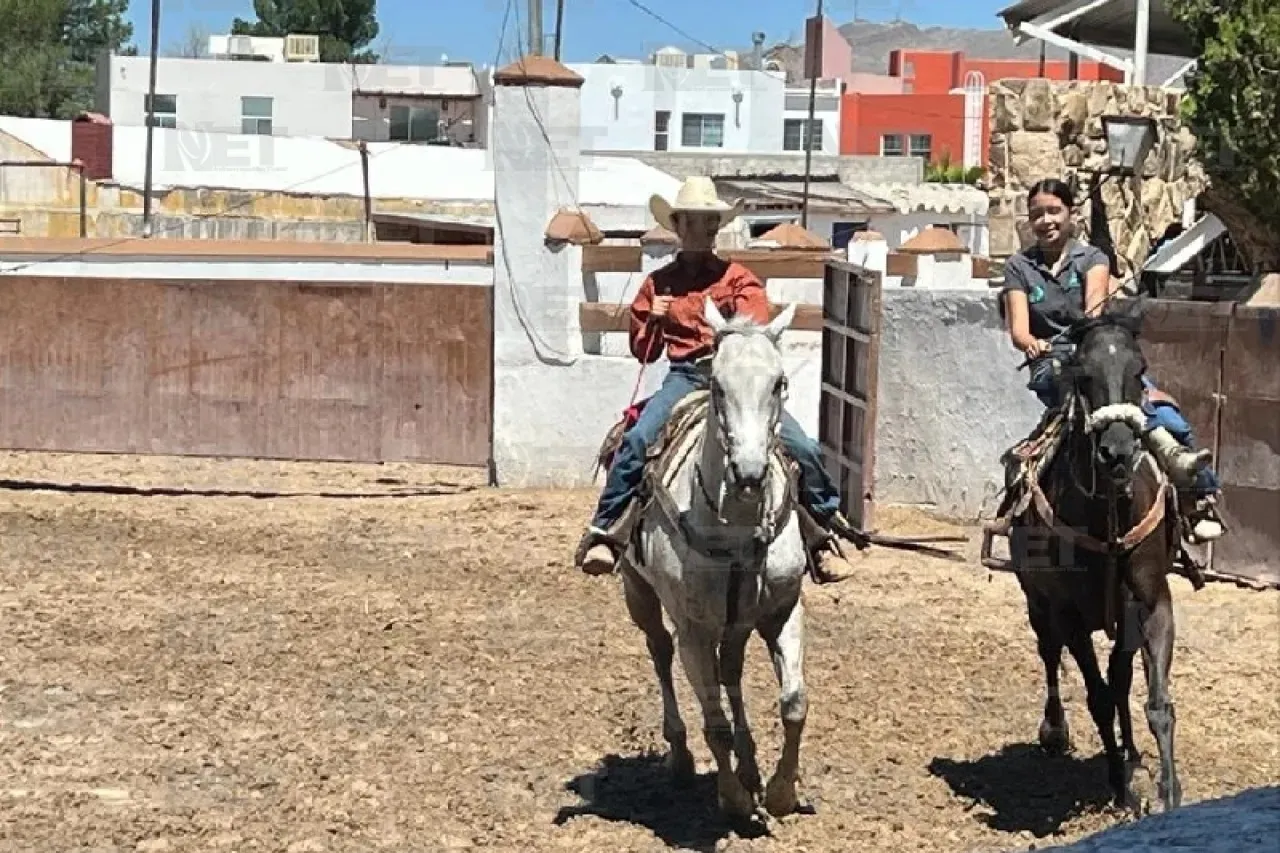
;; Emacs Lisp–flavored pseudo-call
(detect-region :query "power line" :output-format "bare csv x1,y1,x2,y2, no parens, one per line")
623,0,720,54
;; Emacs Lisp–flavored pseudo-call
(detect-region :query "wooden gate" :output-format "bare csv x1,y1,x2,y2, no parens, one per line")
0,276,493,468
817,260,883,531
1144,300,1279,588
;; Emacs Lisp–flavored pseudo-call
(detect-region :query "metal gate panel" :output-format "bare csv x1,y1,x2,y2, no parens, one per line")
1213,306,1280,587
818,261,883,531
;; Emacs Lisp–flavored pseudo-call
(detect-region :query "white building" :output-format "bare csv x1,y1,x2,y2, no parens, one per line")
94,40,487,146
569,51,842,156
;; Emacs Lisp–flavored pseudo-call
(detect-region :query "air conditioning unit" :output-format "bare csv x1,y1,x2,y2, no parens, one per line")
227,35,254,57
284,33,320,62
652,47,687,68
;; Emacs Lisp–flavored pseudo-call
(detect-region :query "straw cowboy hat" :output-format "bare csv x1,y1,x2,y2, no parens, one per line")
649,176,744,232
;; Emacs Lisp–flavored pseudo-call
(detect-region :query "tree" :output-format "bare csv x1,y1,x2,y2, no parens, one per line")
1167,0,1280,272
167,22,212,58
62,0,132,63
231,0,380,63
0,0,132,117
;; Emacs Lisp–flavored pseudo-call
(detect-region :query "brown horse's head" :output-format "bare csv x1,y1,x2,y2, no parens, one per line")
1061,297,1149,487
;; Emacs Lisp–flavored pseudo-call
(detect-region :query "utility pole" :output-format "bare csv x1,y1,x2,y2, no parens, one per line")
529,0,543,56
141,0,160,236
553,0,565,60
800,0,823,230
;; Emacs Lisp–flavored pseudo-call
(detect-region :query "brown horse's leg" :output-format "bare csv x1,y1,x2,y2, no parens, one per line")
1139,593,1182,811
1066,632,1130,807
1108,595,1145,765
622,569,694,785
1027,603,1070,753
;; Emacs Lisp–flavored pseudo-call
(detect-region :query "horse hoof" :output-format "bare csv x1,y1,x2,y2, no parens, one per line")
763,774,799,818
664,747,696,787
1038,721,1072,755
718,783,756,821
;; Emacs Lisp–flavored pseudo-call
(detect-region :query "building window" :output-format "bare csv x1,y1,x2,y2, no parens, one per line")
681,113,724,148
910,133,933,161
783,118,823,152
654,110,670,151
881,134,905,156
831,221,869,250
390,105,440,142
144,94,177,128
241,96,273,135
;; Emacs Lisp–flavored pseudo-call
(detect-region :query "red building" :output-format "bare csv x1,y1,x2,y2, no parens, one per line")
839,49,1125,164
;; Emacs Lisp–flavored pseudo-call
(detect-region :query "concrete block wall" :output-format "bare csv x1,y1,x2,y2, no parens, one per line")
872,288,1043,519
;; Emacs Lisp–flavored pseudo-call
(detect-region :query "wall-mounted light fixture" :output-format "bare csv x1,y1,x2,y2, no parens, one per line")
731,86,744,127
610,80,623,120
1100,115,1158,177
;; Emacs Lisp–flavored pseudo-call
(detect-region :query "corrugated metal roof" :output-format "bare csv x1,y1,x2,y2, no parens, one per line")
860,182,990,216
715,178,894,214
997,0,1196,58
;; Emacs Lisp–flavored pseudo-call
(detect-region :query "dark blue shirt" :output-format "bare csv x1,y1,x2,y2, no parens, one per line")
1001,240,1111,340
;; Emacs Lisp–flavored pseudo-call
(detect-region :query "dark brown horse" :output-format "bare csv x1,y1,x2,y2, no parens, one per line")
1004,298,1188,813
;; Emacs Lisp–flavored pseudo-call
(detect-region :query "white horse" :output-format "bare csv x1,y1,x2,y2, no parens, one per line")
617,296,811,820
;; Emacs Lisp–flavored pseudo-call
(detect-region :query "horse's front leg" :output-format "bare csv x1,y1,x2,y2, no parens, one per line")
1139,593,1182,810
622,570,694,785
718,626,761,799
757,596,808,818
677,624,754,819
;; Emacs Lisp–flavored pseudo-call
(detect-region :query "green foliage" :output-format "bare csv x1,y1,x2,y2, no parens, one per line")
924,149,984,185
62,0,133,63
232,0,380,63
1167,0,1280,262
0,0,132,117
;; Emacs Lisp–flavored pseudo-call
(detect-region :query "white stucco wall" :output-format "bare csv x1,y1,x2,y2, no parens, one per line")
570,64,840,156
100,56,351,138
0,252,489,285
97,56,481,142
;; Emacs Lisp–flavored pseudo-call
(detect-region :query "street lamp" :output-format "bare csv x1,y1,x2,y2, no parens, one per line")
1101,114,1158,177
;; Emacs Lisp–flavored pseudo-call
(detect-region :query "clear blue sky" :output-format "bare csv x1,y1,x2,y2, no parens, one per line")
127,0,1010,66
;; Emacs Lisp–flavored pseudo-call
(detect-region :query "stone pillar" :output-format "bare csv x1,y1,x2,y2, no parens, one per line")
489,55,587,485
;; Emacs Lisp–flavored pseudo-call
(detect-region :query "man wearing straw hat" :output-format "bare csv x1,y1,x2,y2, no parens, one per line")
575,176,855,582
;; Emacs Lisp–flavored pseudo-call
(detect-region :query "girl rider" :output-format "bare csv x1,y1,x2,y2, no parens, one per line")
1000,178,1224,543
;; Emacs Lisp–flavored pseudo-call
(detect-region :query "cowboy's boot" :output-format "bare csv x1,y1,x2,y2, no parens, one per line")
574,500,640,576
798,509,855,583
1184,493,1225,544
575,529,618,576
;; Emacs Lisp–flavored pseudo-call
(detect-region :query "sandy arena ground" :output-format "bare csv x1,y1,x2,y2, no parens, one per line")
1,451,1277,853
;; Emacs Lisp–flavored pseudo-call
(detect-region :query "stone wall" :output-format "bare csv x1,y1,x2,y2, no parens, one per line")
987,80,1206,274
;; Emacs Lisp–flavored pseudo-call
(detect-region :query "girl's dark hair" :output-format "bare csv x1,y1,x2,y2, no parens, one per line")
1026,178,1075,210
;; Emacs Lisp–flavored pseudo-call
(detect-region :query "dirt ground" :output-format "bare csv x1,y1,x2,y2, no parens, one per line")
1,451,1276,853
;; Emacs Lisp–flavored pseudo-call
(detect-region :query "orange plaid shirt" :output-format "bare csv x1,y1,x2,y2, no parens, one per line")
628,257,770,364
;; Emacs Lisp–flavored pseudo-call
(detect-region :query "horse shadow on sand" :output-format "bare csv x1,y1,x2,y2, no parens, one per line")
553,751,779,852
929,743,1116,838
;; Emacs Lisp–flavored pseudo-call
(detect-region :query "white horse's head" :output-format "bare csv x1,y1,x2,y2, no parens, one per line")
703,296,797,497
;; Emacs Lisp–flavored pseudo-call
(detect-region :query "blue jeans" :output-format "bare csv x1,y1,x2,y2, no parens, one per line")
592,362,842,529
1027,354,1220,496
